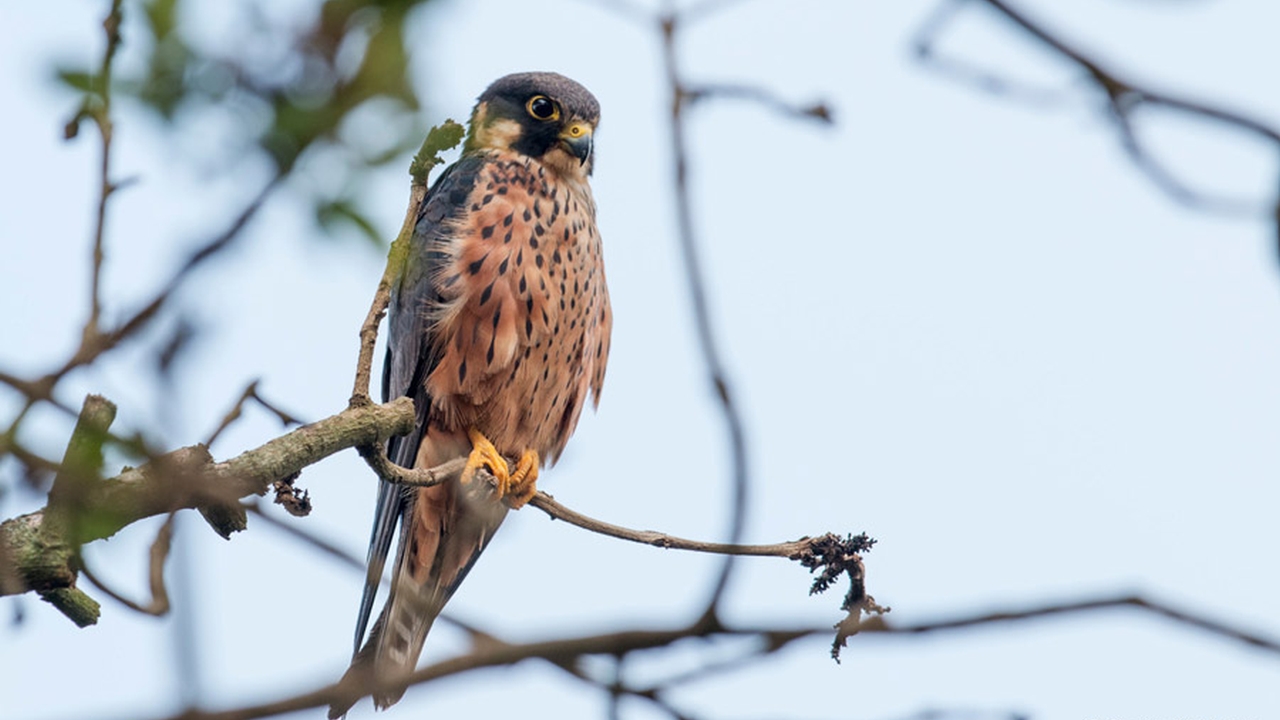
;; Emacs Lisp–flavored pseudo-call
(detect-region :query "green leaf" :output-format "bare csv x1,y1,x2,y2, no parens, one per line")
143,0,179,41
317,198,382,246
56,69,97,94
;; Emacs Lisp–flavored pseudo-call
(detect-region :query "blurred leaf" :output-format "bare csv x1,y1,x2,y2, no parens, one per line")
317,198,383,246
348,17,416,107
118,0,195,119
56,70,97,94
108,0,438,221
144,0,179,41
136,41,192,119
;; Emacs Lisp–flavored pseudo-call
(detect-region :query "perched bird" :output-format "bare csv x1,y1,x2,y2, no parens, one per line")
330,72,611,716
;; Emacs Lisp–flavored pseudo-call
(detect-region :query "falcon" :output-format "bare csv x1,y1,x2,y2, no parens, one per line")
332,72,611,715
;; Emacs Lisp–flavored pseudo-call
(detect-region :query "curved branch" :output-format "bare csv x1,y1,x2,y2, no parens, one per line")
78,513,174,616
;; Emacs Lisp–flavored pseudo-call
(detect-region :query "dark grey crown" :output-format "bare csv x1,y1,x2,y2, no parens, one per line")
479,72,600,123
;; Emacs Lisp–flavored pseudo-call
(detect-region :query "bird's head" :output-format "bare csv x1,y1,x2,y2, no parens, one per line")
464,72,601,179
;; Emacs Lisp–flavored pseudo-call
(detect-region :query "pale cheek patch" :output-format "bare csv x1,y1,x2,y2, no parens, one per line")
541,147,592,183
474,119,523,151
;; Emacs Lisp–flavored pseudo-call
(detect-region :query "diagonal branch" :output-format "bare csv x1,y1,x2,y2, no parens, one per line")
916,0,1280,221
205,380,303,448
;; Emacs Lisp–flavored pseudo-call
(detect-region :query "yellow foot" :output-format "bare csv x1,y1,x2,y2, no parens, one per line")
461,428,510,495
503,450,539,509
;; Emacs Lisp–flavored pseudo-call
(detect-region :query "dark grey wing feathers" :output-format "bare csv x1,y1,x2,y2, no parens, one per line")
350,155,486,656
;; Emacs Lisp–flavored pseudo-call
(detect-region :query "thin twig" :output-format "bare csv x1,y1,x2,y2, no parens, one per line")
632,633,808,693
86,0,124,336
49,176,282,387
528,492,819,557
659,8,753,621
354,447,461,487
911,0,1078,109
917,0,1280,219
240,499,492,639
858,594,1280,654
78,513,174,616
351,120,463,405
348,181,422,404
206,380,304,447
684,83,833,124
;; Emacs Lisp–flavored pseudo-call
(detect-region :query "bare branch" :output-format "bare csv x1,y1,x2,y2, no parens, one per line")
141,590,1280,720
912,0,1077,108
859,594,1280,654
354,446,461,487
685,83,834,124
916,0,1280,220
529,491,833,558
243,500,366,572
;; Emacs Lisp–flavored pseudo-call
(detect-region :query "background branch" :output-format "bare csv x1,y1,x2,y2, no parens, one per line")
917,0,1280,224
154,590,1280,720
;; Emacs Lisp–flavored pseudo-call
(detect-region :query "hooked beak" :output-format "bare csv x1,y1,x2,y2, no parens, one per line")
559,122,594,165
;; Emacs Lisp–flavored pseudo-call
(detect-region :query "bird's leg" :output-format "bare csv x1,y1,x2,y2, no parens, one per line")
461,428,511,494
503,450,539,509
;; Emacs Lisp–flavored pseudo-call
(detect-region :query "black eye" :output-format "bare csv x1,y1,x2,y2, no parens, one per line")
526,95,559,121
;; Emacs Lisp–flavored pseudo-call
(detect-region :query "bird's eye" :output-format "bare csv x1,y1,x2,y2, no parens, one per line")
526,95,559,121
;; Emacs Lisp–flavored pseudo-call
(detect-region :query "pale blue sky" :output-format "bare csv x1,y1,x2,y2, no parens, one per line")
3,1,1279,719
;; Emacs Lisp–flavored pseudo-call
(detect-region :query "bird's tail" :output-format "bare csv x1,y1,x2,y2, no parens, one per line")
329,477,507,717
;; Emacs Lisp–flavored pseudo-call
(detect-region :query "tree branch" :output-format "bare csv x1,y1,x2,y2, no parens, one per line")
0,396,417,607
529,492,829,557
350,120,464,406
